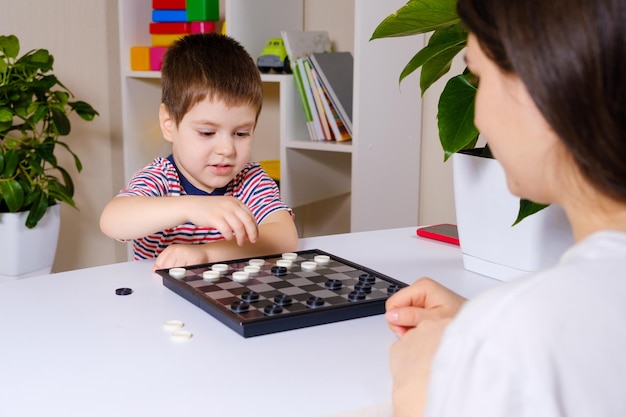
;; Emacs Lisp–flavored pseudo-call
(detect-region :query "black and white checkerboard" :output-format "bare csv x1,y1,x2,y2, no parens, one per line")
158,249,407,337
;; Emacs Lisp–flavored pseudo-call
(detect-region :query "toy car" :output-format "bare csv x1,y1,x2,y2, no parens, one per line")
257,38,291,74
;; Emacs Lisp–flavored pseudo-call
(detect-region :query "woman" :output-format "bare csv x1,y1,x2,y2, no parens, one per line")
386,0,626,416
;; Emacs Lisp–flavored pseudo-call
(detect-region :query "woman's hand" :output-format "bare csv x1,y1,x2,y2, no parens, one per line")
385,277,466,337
390,318,452,417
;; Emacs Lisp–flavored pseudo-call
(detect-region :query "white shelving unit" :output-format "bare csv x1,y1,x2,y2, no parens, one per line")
117,0,422,239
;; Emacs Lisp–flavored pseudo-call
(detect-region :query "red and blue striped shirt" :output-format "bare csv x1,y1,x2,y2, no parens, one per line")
118,157,291,260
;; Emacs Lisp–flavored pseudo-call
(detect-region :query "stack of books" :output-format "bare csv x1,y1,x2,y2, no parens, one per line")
281,30,353,142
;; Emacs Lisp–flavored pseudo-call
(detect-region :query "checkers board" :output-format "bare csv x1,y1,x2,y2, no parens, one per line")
157,249,407,337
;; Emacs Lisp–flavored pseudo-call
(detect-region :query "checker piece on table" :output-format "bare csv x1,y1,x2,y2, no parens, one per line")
157,249,407,338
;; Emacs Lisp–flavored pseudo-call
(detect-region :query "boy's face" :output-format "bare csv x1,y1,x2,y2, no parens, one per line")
159,97,257,193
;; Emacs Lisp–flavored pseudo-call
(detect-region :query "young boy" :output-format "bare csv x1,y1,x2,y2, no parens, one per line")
100,33,298,271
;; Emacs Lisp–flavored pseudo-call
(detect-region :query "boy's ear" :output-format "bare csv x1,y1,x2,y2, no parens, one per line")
159,103,175,142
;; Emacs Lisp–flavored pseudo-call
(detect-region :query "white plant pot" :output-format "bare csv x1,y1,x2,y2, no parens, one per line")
452,151,573,281
0,204,61,278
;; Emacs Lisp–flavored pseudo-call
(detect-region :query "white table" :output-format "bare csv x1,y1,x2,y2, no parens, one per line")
0,227,500,417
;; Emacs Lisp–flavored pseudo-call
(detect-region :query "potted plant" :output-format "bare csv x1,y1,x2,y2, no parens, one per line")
0,34,98,277
370,0,573,280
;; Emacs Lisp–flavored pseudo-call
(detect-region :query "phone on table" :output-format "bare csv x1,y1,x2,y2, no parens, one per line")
416,223,460,246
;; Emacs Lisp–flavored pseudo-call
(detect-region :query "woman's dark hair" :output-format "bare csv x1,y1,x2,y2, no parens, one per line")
457,0,626,201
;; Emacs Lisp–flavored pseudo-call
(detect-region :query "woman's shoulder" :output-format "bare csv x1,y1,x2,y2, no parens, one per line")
454,230,626,340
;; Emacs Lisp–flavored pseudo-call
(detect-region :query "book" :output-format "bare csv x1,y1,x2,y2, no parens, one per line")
292,60,317,141
303,58,332,140
311,67,352,142
296,58,324,141
309,52,354,136
281,31,332,140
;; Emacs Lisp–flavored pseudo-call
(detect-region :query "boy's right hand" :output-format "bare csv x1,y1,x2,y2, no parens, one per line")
188,196,259,246
384,278,466,337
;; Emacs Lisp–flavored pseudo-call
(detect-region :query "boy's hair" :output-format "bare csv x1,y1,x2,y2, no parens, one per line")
457,0,626,203
161,33,263,126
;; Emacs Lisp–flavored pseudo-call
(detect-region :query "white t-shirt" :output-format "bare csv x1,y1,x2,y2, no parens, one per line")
425,231,626,417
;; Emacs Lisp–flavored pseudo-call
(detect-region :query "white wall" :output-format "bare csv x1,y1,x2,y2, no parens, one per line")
0,0,125,271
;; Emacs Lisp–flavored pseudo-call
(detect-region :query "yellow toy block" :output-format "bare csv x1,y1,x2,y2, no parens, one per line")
130,46,150,71
259,160,280,182
151,34,185,47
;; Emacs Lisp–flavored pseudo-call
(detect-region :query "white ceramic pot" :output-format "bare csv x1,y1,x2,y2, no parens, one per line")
0,204,61,279
452,151,573,281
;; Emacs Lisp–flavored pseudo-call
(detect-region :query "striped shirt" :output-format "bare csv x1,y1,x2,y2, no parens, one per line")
118,157,291,260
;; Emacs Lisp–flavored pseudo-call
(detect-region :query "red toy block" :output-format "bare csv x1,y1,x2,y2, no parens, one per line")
186,0,219,22
150,22,191,35
190,21,216,33
152,0,186,10
150,46,168,71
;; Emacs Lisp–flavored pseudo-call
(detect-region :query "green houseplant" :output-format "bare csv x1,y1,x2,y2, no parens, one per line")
0,34,98,228
370,0,546,224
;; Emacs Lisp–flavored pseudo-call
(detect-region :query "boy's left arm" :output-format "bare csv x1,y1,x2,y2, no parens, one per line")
152,210,298,271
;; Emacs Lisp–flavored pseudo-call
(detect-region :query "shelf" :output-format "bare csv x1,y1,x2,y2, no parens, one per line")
125,70,161,79
125,71,293,82
118,0,423,240
284,140,353,153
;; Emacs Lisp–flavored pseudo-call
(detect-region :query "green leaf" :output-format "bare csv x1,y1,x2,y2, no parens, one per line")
47,177,76,207
513,200,549,226
56,142,82,173
51,107,71,135
438,74,479,160
370,0,459,40
399,23,467,93
1,148,19,178
0,35,20,59
0,107,13,122
36,137,57,166
56,165,76,196
0,179,25,212
70,100,99,121
25,189,48,229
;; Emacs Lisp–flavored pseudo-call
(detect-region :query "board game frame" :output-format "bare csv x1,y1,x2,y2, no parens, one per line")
157,249,407,338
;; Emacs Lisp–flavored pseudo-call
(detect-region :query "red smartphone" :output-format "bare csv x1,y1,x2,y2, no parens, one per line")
416,223,460,246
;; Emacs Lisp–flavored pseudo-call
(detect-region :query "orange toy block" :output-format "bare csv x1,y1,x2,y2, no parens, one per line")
130,46,150,71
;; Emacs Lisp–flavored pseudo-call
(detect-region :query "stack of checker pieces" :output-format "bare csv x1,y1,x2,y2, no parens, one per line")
158,249,407,337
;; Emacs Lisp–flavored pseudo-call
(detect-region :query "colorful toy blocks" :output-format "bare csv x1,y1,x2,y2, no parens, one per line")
129,0,220,72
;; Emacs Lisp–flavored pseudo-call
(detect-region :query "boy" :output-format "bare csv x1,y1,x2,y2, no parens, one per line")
100,33,298,271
